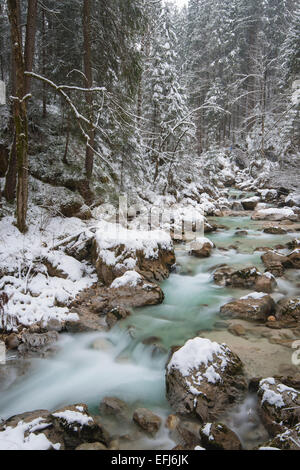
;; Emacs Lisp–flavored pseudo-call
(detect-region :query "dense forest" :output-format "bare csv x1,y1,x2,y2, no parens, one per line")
0,0,299,231
0,0,300,453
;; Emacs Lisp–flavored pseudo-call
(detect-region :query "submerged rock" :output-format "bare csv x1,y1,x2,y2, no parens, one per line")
220,293,276,322
165,337,246,423
99,397,129,420
132,408,162,436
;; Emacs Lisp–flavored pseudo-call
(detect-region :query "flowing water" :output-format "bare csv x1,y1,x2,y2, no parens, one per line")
0,214,299,449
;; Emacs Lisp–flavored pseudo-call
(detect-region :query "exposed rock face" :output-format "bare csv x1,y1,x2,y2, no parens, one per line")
252,207,297,222
189,237,214,258
213,266,276,293
220,293,276,322
92,222,175,285
132,408,162,436
200,422,242,450
241,197,260,211
166,337,246,423
263,226,287,235
0,404,110,451
257,378,300,436
276,297,300,322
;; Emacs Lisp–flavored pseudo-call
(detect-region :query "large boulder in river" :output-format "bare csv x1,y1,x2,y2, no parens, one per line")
257,378,300,436
213,266,276,293
252,207,297,222
166,337,246,423
241,197,260,211
0,404,110,450
220,293,276,322
92,222,175,285
189,237,214,258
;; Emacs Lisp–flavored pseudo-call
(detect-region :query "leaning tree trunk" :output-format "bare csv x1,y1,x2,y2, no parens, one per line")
7,0,29,233
82,0,95,181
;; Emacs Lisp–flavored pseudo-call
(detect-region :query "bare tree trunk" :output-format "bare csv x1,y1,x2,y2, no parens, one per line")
82,0,94,181
24,0,38,95
7,0,29,233
42,7,47,118
4,0,21,202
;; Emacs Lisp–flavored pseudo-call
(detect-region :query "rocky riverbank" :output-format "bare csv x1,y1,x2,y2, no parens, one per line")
1,183,300,450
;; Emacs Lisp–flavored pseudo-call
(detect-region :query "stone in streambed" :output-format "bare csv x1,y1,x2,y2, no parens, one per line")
189,237,215,258
132,408,162,436
257,378,300,436
276,297,300,322
213,266,276,293
263,226,287,235
220,293,276,322
99,397,129,421
200,422,242,450
165,337,246,423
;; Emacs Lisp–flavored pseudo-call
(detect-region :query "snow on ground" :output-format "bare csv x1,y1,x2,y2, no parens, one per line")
0,418,61,450
0,207,97,331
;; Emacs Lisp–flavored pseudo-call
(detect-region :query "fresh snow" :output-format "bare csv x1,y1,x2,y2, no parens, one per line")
241,292,268,300
167,337,230,378
51,410,93,427
0,418,61,451
110,270,142,289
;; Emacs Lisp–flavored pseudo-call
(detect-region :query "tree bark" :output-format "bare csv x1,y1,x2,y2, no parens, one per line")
4,0,21,202
82,0,95,181
24,0,38,94
7,0,29,233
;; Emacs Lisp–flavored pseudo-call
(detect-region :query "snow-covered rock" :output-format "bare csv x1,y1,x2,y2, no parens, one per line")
166,337,246,422
252,207,297,221
220,293,276,322
92,221,175,285
188,237,215,258
257,378,300,436
213,266,277,293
